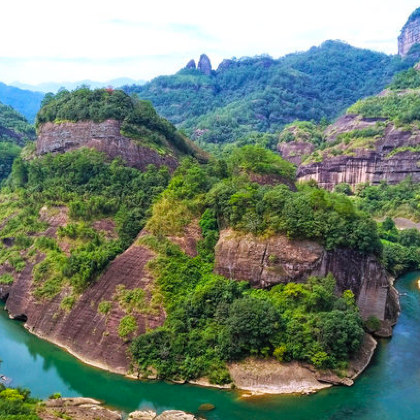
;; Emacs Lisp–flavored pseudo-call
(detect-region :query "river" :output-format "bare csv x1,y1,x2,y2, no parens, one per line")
1,271,420,420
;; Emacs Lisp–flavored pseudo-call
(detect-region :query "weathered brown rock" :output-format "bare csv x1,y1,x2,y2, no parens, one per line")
214,229,398,325
297,115,420,190
399,10,420,56
185,59,196,69
5,231,165,374
228,359,331,394
197,54,212,76
40,398,122,420
167,220,202,257
277,141,315,166
36,120,178,172
129,411,198,420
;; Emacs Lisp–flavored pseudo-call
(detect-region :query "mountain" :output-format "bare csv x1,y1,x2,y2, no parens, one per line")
0,82,44,122
11,77,146,93
35,87,205,171
124,41,417,145
278,63,420,190
0,101,35,181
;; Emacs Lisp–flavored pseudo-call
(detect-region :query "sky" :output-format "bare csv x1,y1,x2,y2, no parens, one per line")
1,0,420,85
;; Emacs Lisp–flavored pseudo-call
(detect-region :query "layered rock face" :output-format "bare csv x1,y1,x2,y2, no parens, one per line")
36,120,178,171
277,141,315,166
398,12,420,56
296,114,420,190
215,229,399,331
5,228,165,374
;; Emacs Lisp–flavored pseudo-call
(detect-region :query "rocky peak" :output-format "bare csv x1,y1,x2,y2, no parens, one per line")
398,8,420,56
197,54,212,75
185,59,196,69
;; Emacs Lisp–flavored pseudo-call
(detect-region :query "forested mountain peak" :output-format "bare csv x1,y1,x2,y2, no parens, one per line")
125,40,416,146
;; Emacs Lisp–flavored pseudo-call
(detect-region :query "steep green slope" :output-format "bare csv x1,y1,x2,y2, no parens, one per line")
125,41,415,145
0,102,35,182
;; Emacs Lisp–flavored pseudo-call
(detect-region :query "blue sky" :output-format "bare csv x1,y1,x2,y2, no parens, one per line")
2,0,419,84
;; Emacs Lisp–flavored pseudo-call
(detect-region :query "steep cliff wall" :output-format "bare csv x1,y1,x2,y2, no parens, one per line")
399,10,420,56
36,120,178,171
215,229,398,335
295,114,420,189
3,217,165,373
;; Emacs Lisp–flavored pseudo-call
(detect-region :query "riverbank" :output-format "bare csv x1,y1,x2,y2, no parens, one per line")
38,398,201,420
2,302,378,397
1,272,419,420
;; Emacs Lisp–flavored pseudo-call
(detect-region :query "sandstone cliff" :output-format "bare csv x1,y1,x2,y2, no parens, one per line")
282,114,420,190
215,229,398,335
36,120,178,172
197,54,212,75
3,208,165,374
399,8,420,56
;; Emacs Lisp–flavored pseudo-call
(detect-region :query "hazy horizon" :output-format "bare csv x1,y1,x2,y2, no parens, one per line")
2,0,419,85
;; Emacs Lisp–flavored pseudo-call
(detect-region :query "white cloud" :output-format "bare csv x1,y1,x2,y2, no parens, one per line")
1,0,419,84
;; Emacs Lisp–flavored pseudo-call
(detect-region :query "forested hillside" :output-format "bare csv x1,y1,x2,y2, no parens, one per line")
0,102,35,182
125,41,416,145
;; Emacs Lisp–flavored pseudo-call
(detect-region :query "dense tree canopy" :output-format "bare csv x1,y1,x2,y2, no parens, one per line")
125,41,415,145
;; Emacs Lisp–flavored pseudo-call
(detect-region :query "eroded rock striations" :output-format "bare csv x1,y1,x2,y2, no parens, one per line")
36,120,178,171
215,229,399,335
399,8,420,56
4,222,165,374
292,114,420,190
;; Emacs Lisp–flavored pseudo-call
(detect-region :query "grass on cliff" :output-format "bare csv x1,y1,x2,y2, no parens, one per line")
0,148,170,301
130,156,371,384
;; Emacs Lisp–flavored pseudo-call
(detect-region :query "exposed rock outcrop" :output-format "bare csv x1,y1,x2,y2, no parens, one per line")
40,398,122,420
185,59,196,69
197,54,212,75
129,411,199,420
296,114,420,190
5,228,165,374
39,398,200,420
228,359,331,394
215,229,398,332
277,141,315,166
227,333,376,394
399,8,420,56
36,120,178,171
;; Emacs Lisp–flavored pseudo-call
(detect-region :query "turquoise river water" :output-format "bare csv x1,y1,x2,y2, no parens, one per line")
1,271,420,420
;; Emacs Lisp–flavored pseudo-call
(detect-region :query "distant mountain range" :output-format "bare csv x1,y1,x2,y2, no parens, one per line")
9,78,146,93
0,83,44,123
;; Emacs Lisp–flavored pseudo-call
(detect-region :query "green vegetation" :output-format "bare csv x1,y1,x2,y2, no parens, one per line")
0,273,13,285
125,41,415,145
98,300,112,315
0,384,40,420
228,145,295,180
348,91,420,126
390,67,420,90
279,121,327,146
0,148,170,298
338,179,420,276
0,102,36,182
118,315,138,338
130,154,377,383
37,87,195,156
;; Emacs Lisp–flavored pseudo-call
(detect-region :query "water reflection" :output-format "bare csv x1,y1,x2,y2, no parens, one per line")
1,272,420,420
